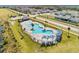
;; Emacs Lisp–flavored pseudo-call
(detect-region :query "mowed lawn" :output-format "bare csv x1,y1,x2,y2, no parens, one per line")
8,9,79,52
0,8,19,52
0,8,79,52
0,8,18,20
10,20,41,52
11,17,79,52
46,31,79,53
30,17,79,52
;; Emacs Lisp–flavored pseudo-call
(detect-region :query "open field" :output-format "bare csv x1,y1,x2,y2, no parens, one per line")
0,8,18,21
0,8,20,52
10,20,41,52
0,8,79,52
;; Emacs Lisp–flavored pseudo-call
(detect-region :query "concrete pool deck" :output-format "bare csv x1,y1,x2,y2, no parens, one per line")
20,19,62,46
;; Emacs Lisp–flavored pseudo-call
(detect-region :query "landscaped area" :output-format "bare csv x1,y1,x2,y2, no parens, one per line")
0,7,79,53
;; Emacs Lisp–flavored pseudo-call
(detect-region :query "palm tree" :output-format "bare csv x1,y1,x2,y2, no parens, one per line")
78,36,79,39
67,27,70,38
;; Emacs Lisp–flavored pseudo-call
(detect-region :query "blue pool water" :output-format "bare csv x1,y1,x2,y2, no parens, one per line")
21,20,62,45
32,23,53,35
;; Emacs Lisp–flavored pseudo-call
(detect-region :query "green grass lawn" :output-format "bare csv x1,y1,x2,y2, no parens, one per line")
1,8,79,53
0,8,20,52
46,31,79,52
10,16,79,53
0,8,19,20
10,20,42,52
30,17,79,52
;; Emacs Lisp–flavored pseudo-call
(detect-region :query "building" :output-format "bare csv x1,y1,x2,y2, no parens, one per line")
70,17,79,22
53,10,79,22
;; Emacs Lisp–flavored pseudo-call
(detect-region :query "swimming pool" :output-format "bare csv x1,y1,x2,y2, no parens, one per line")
20,20,62,45
32,23,53,35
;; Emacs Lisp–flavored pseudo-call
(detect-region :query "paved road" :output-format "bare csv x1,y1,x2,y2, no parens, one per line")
35,17,79,36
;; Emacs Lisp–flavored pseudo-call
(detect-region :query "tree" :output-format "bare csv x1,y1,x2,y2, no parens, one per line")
67,27,70,38
78,36,79,39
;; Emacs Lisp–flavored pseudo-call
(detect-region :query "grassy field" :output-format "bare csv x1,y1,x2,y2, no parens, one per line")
10,20,40,52
0,8,18,21
46,31,79,52
0,8,79,52
0,8,20,52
